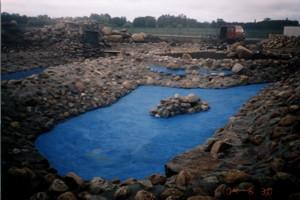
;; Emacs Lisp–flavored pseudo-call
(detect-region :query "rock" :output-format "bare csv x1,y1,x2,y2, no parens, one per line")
122,81,133,89
114,186,130,200
111,30,121,35
150,94,209,118
187,196,214,200
138,180,153,189
235,45,253,58
160,188,183,199
8,167,35,179
175,170,192,187
134,190,156,200
89,177,113,194
78,192,107,200
279,115,298,126
57,192,77,200
271,158,285,172
74,81,85,92
132,33,147,42
30,192,49,200
201,176,220,194
184,93,200,103
45,173,57,184
121,178,138,186
50,179,69,193
271,127,288,139
101,27,112,35
210,141,231,155
182,53,192,60
105,35,123,43
10,121,20,128
232,63,245,73
289,193,300,200
240,75,249,83
148,174,167,185
222,170,249,184
66,172,84,187
214,184,228,199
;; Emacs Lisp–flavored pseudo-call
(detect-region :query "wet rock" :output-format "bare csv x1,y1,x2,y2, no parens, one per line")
134,190,156,200
50,179,69,193
57,192,77,200
148,174,167,185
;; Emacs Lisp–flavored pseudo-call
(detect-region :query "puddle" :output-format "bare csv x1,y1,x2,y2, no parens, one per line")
198,68,233,76
150,65,233,77
150,65,186,76
1,67,46,81
35,84,267,180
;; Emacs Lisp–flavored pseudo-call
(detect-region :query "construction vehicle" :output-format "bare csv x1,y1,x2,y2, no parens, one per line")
219,25,245,42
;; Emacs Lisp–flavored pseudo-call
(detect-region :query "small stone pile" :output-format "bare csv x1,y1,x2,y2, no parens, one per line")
150,93,209,118
261,35,300,49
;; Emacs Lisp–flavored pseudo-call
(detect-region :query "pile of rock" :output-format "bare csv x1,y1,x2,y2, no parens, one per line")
150,93,209,118
261,35,300,49
228,43,254,58
102,26,160,43
102,26,131,43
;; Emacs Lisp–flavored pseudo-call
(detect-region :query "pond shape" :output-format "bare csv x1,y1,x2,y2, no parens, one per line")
199,68,233,77
35,84,267,180
1,67,46,81
150,65,186,76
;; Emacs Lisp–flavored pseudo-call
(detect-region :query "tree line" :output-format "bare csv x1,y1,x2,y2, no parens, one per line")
1,12,299,30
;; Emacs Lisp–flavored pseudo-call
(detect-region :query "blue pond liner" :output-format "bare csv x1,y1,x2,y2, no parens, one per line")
35,84,267,180
149,65,186,76
199,68,233,77
1,67,46,81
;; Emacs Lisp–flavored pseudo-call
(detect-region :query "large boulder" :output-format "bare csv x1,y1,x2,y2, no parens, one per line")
105,35,123,43
235,45,253,58
132,33,147,42
101,26,112,35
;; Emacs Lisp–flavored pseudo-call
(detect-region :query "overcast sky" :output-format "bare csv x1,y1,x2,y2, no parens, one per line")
2,0,300,22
